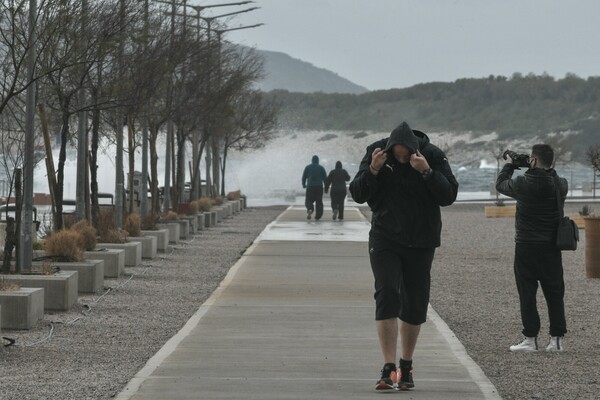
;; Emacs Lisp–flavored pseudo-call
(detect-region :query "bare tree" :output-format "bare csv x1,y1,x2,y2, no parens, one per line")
586,144,600,199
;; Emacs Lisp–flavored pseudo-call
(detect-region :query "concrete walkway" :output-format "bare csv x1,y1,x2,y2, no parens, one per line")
116,206,501,399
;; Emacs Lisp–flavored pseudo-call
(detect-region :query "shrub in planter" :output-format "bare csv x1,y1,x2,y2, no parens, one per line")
45,229,85,262
227,190,241,200
70,220,98,251
188,201,199,214
0,276,19,291
211,196,224,206
124,213,142,236
164,211,178,221
197,197,212,212
96,208,116,238
100,228,128,244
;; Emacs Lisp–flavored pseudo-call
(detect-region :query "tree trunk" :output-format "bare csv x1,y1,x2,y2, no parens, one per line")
55,110,71,231
149,123,160,215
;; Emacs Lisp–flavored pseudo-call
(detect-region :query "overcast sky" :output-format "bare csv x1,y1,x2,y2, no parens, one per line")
202,0,600,91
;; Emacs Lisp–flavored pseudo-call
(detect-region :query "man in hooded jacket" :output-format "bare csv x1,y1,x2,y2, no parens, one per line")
350,121,458,391
302,155,327,220
325,161,351,220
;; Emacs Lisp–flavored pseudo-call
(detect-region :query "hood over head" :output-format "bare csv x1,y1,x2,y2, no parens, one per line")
384,122,420,153
312,155,319,164
335,161,342,169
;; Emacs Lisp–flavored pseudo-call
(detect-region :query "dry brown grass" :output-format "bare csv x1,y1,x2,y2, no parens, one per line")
188,201,199,214
44,229,84,262
226,190,241,200
197,197,212,212
96,208,116,238
165,211,178,221
99,228,128,244
70,220,98,251
0,277,20,291
124,213,142,236
211,196,224,206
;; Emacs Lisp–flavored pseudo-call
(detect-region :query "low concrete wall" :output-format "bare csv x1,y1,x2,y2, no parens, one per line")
196,214,205,231
0,287,45,330
128,235,157,259
97,242,142,267
141,229,169,252
3,271,78,311
85,249,125,278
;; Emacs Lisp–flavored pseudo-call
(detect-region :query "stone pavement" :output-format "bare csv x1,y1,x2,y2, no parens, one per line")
116,205,502,399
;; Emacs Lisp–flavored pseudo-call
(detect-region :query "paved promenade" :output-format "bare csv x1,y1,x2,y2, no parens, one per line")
116,205,501,399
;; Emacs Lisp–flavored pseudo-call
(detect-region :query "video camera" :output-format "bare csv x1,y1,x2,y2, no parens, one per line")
502,150,530,169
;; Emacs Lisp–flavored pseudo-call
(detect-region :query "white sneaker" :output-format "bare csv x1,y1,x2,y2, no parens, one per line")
509,336,538,352
546,336,564,352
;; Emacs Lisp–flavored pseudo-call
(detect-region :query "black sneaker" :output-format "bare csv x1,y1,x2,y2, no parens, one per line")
307,209,313,220
397,367,414,391
375,363,397,391
332,209,338,220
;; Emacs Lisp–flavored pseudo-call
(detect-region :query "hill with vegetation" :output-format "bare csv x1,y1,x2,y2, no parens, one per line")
254,49,369,94
264,73,600,160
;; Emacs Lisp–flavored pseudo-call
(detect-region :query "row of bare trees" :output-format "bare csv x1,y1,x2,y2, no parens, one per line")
1,0,277,241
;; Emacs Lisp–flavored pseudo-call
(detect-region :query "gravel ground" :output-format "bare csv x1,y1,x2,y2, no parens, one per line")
0,206,284,400
431,201,600,400
2,202,599,400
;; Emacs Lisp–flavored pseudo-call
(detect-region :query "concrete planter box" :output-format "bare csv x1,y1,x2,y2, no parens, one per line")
97,242,142,267
175,219,190,239
85,249,125,278
179,215,197,234
195,213,205,231
33,259,104,294
2,271,78,311
225,202,233,217
0,288,45,330
231,200,240,213
203,212,211,228
157,223,180,244
128,235,157,259
141,229,169,252
49,260,104,293
213,206,225,222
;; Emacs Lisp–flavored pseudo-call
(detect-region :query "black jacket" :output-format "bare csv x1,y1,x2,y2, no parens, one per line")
349,131,458,248
325,163,351,193
496,164,568,244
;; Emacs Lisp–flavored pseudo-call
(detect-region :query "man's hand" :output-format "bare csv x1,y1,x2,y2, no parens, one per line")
410,149,430,173
370,148,387,174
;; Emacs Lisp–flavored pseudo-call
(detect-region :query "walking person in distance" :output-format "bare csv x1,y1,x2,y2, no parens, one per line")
496,144,568,352
301,155,327,220
349,121,458,391
325,160,351,220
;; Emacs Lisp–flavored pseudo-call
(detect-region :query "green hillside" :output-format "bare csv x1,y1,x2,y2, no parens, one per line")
265,73,600,153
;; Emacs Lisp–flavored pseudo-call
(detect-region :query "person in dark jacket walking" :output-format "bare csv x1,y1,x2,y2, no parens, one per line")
302,155,327,220
496,144,568,353
350,122,458,391
325,161,351,220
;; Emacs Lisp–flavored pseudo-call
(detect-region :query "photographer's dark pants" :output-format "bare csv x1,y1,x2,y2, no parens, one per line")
514,243,567,337
369,235,435,325
305,186,324,220
330,189,347,219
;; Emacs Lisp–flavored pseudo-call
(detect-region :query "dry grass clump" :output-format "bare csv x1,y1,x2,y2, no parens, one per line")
227,190,241,200
197,197,212,212
96,208,116,238
124,213,142,236
188,201,199,214
99,228,128,244
164,211,178,221
44,229,84,262
0,277,19,291
70,220,98,251
211,196,224,206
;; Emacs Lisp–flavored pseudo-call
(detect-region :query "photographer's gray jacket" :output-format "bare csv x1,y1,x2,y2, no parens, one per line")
496,164,568,244
350,130,458,248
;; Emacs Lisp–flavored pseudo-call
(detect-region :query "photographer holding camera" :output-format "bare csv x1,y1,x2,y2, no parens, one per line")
496,144,568,352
